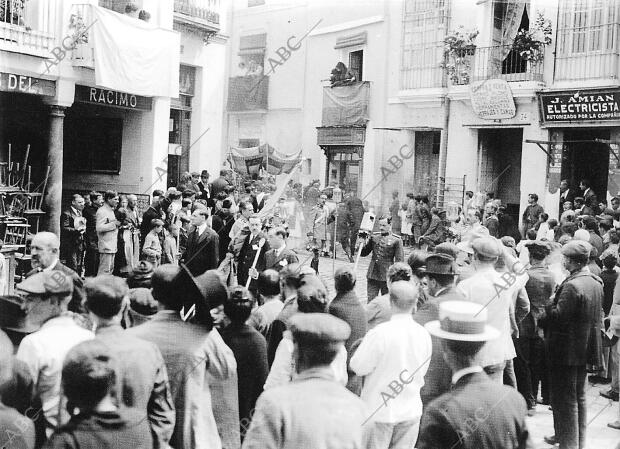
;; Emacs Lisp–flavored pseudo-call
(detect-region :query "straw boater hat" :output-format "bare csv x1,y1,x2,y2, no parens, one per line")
425,300,500,342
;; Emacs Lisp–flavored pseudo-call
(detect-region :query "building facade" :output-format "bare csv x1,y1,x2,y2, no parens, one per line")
0,0,228,234
225,0,620,224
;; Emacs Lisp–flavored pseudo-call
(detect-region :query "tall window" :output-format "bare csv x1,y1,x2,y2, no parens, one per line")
401,0,450,89
558,0,619,55
349,50,364,81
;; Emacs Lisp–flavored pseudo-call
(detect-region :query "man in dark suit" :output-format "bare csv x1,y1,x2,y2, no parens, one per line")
237,214,270,291
197,170,215,209
181,207,219,276
28,232,85,314
141,192,164,246
210,169,232,199
264,226,298,271
413,253,465,408
344,190,364,252
559,179,576,214
542,240,603,449
418,301,532,449
60,194,86,275
83,191,103,277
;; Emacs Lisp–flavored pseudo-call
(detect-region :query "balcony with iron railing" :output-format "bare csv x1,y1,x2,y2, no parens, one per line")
173,0,220,36
447,44,544,86
554,50,620,83
0,0,57,57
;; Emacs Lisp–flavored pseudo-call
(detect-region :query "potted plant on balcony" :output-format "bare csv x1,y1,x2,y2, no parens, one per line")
442,27,479,85
0,0,27,26
512,12,552,64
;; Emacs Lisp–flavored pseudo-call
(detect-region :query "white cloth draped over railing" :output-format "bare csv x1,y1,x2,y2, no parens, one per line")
489,0,529,76
90,5,180,98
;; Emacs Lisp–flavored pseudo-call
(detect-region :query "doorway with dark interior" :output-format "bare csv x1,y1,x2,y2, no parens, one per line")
561,128,610,204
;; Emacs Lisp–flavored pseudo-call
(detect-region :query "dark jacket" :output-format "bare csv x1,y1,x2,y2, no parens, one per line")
361,233,404,281
327,290,367,354
82,204,98,247
43,408,152,449
545,268,603,367
95,324,175,449
181,226,220,276
417,371,532,449
264,247,299,272
219,323,268,440
26,262,84,314
520,265,555,338
237,233,270,288
601,269,618,315
210,177,231,198
422,214,446,244
140,206,163,245
60,208,84,258
413,286,464,407
344,196,364,227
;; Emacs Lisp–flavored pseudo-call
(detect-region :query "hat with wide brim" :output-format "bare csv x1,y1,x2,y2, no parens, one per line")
425,300,500,342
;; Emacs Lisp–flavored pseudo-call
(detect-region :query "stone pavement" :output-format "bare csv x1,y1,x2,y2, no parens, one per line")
295,248,620,449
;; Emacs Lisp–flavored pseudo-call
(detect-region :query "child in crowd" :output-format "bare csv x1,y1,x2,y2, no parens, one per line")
142,218,163,267
164,222,179,265
536,213,550,240
517,229,537,265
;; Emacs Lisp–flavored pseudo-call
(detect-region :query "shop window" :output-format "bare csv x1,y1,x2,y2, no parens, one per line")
349,50,364,81
64,117,123,174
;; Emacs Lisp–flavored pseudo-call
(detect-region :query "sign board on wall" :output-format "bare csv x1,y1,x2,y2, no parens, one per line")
0,73,55,96
74,85,152,111
469,79,516,120
539,89,620,124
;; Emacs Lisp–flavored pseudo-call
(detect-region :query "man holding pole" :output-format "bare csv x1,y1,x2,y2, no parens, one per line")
237,214,270,295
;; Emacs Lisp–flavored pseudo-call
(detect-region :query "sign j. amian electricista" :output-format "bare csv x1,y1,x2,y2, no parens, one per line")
539,89,620,123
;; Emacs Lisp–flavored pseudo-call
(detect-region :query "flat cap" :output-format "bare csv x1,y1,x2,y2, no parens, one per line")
17,271,73,296
472,237,502,258
574,229,590,242
289,313,350,346
425,253,458,275
561,240,592,259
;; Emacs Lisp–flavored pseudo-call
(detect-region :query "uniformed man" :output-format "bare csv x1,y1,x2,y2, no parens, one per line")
360,216,404,301
242,313,366,449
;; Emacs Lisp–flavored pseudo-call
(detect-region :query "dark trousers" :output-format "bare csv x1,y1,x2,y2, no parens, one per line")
550,365,587,449
84,244,99,277
62,247,84,277
367,279,388,303
514,336,547,407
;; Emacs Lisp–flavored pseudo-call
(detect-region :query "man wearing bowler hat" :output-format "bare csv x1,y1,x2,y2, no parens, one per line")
543,240,603,449
417,300,532,449
14,271,94,435
414,253,465,407
243,313,366,448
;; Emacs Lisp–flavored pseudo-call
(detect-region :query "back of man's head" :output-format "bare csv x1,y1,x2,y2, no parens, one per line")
62,340,116,412
387,262,412,284
151,264,183,310
257,269,281,297
389,281,418,313
280,263,302,290
334,266,356,293
85,276,129,319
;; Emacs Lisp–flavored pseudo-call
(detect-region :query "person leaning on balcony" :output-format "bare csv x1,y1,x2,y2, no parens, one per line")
96,191,120,275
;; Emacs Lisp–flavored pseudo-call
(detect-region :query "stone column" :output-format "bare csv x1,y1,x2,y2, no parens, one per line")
44,105,65,236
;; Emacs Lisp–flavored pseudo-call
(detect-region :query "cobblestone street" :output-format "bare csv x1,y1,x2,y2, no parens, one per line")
296,249,620,449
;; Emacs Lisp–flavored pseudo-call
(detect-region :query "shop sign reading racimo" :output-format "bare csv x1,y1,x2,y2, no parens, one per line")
539,89,620,124
74,85,152,111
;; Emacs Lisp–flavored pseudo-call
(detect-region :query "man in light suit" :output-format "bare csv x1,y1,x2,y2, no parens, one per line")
127,265,236,449
264,227,298,272
242,313,366,449
237,215,270,291
418,301,532,449
181,207,219,277
95,190,120,275
60,193,86,275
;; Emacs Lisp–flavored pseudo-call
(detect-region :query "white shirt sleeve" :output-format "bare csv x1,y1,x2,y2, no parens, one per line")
349,328,382,377
332,345,348,386
16,336,42,385
264,335,294,390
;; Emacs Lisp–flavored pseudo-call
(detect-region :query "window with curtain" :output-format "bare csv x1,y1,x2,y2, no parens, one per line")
558,0,619,55
400,0,450,90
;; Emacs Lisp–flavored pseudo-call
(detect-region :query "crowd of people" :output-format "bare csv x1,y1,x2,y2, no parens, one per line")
1,171,620,449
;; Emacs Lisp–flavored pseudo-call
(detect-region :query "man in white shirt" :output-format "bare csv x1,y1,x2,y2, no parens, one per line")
95,190,120,275
16,271,94,436
350,281,432,449
457,237,527,383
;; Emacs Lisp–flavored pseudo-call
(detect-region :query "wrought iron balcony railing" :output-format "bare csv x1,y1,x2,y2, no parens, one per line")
0,0,57,57
174,0,220,30
447,44,544,86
